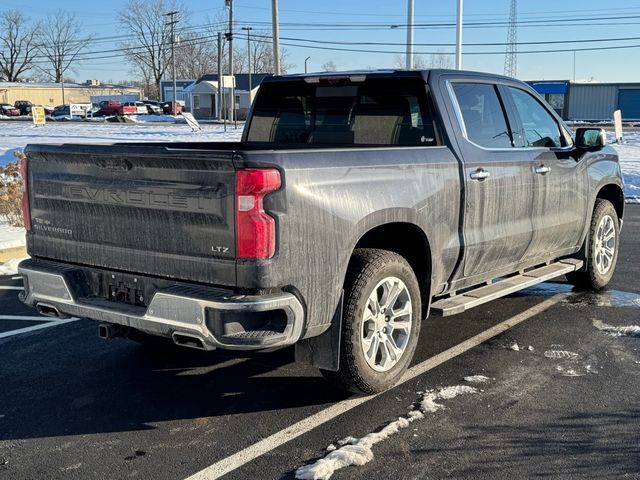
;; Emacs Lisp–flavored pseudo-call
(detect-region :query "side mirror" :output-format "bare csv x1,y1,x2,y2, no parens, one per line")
575,127,606,150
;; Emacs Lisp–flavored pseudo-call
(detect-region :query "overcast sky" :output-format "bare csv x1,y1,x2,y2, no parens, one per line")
6,0,640,83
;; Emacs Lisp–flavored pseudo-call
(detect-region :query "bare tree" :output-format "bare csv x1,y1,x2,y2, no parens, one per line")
0,10,39,81
118,0,186,99
175,32,216,79
321,60,337,72
35,10,89,82
392,51,452,70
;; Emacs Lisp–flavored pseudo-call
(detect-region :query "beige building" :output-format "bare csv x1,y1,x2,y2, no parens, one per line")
0,81,142,106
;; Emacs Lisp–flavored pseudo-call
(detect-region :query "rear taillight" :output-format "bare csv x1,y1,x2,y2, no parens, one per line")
18,155,31,231
236,168,281,259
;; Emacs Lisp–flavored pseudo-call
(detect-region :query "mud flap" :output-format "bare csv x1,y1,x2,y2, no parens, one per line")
295,294,343,371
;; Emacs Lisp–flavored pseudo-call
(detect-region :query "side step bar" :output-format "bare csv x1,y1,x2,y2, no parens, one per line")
431,259,583,317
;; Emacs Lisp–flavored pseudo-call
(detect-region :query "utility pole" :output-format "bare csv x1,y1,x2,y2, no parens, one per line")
455,0,463,70
406,0,414,70
242,26,253,93
225,0,236,127
217,31,223,122
164,10,178,114
304,56,310,73
272,0,281,74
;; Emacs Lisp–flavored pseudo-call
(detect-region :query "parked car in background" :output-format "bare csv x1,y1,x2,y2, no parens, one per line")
0,103,21,116
162,100,184,114
52,103,92,119
39,105,54,116
142,100,162,114
123,101,148,115
95,101,136,116
14,100,33,115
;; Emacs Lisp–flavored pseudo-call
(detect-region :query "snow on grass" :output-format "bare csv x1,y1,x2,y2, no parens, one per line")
593,319,640,337
0,257,26,275
295,385,479,480
0,121,243,166
612,131,640,203
0,221,25,250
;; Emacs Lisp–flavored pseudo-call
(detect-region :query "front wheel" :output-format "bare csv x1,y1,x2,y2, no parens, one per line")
321,249,422,394
566,199,620,290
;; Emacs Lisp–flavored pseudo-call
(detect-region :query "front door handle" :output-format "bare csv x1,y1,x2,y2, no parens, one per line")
470,169,490,181
535,165,551,175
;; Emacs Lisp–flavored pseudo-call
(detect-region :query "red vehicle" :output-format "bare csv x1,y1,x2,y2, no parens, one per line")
0,103,20,116
96,101,137,116
162,101,183,114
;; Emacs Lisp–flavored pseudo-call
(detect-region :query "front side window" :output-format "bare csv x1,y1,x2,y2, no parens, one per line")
508,87,563,148
452,82,512,149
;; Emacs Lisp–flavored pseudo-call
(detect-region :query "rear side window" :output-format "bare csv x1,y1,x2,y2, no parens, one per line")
246,78,438,147
507,87,563,148
452,83,512,149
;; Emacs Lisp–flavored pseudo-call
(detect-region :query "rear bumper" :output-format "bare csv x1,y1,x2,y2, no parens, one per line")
18,259,304,351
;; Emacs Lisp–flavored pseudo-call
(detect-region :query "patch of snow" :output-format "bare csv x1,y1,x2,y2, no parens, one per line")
464,375,490,383
527,345,534,351
0,221,26,249
544,350,580,360
593,319,640,337
296,385,479,480
555,366,585,377
509,343,520,351
336,436,358,446
0,257,26,275
325,444,336,452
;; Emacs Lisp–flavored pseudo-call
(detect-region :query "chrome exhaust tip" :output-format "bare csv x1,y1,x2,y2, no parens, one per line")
172,332,207,350
36,303,62,318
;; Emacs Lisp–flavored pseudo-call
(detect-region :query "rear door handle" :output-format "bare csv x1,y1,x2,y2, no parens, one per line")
535,165,551,175
469,169,490,181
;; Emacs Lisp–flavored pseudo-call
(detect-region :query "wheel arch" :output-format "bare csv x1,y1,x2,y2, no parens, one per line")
353,221,432,315
596,183,624,221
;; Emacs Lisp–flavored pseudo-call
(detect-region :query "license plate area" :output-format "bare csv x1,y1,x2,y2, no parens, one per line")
107,279,147,307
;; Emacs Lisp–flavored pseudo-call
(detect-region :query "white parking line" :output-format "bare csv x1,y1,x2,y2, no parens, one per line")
0,286,24,290
0,318,80,339
185,293,566,480
0,315,54,322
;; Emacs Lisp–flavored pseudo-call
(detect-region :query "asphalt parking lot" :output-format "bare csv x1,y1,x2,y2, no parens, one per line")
1,206,639,480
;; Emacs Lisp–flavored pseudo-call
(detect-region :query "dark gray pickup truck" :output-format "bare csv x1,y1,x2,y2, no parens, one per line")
18,70,624,394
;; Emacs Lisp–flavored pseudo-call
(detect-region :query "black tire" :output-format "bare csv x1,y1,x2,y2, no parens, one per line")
321,248,422,394
566,199,620,290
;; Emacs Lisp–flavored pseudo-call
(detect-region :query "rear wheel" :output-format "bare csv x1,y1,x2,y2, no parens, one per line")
566,199,620,290
321,249,422,394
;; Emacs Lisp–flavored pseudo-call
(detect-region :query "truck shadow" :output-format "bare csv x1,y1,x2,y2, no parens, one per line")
0,325,352,441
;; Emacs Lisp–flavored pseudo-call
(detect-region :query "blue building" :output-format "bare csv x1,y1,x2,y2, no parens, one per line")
529,80,640,121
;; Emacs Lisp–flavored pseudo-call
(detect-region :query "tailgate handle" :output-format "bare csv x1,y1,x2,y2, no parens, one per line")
535,165,551,175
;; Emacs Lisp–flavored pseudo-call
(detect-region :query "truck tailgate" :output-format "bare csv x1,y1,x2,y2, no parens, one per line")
24,144,237,286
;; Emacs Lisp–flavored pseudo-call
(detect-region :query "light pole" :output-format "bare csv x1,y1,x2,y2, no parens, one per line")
225,0,236,127
304,56,310,73
164,11,179,113
406,0,414,70
455,0,463,70
272,0,281,74
242,26,253,92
